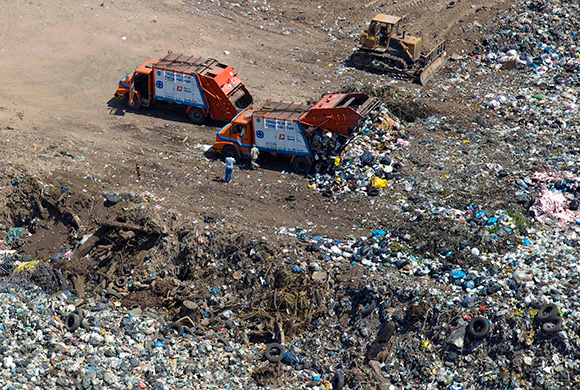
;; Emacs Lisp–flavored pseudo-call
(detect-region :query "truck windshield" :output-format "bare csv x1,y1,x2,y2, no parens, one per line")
233,124,247,136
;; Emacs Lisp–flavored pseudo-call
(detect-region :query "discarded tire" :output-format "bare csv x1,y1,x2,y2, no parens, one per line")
331,371,345,390
367,187,379,197
73,308,85,321
166,322,185,336
360,300,377,316
536,303,559,323
65,313,81,332
468,316,490,339
264,342,285,363
542,317,563,334
115,277,127,288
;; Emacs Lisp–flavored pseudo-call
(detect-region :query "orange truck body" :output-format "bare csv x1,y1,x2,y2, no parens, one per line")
213,92,379,173
115,52,253,124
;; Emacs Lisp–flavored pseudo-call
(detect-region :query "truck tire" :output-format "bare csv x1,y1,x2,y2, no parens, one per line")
264,343,285,363
222,145,240,160
187,107,206,124
292,157,311,174
331,372,345,390
541,317,563,334
65,313,81,332
536,303,559,323
468,316,490,339
166,322,185,336
124,93,141,112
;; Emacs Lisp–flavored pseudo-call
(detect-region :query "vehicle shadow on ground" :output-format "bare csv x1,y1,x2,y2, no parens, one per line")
203,148,307,176
106,98,224,127
343,57,415,83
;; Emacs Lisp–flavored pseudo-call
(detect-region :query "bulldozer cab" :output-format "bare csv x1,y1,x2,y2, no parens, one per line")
363,14,401,48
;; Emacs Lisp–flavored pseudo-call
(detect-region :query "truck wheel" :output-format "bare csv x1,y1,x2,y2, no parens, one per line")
188,107,206,124
292,157,311,174
124,93,141,112
222,145,240,160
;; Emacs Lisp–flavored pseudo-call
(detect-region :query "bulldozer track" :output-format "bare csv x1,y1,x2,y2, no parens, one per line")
371,52,410,72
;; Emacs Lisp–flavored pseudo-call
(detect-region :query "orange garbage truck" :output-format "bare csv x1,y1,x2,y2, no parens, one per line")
114,52,253,124
213,92,380,173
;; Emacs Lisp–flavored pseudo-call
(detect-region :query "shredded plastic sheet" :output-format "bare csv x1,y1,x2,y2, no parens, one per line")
10,260,41,279
530,188,579,226
531,171,580,183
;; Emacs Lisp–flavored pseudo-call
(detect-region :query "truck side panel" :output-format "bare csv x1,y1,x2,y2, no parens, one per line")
253,117,312,157
152,68,208,109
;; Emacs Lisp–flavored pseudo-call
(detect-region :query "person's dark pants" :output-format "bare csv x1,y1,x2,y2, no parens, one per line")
225,167,233,183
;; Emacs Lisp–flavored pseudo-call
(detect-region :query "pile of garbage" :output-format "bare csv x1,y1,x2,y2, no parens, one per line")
310,103,408,198
476,0,580,84
276,214,580,389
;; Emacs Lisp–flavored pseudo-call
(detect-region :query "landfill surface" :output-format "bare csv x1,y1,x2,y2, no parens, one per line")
1,0,580,389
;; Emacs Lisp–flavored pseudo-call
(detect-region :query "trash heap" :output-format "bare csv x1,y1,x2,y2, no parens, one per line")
276,214,580,389
310,104,407,198
475,0,580,84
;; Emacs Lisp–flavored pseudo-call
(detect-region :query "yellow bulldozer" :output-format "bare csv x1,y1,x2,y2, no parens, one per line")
351,14,447,85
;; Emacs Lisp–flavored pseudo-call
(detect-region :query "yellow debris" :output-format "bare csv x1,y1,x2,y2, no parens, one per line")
10,260,41,279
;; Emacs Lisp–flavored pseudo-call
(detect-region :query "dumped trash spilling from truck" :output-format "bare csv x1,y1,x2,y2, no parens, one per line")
213,92,381,173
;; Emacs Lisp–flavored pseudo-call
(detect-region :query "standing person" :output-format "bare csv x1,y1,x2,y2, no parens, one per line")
225,156,235,183
250,144,260,170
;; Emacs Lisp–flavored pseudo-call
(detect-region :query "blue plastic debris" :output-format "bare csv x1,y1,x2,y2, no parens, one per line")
7,227,25,244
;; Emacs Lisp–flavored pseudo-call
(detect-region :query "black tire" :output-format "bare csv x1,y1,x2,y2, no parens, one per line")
468,316,490,339
73,308,85,321
351,52,372,68
536,304,559,323
65,313,81,332
115,277,127,289
124,93,141,112
264,342,285,363
222,145,240,161
187,107,206,124
392,162,403,172
367,187,379,197
292,157,311,174
360,300,377,316
542,317,563,334
331,371,345,390
167,322,185,336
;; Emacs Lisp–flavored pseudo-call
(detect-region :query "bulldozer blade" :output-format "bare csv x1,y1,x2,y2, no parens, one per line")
418,56,447,85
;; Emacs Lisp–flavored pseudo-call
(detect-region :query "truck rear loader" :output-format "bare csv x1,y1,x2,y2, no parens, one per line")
213,92,380,174
114,52,253,124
